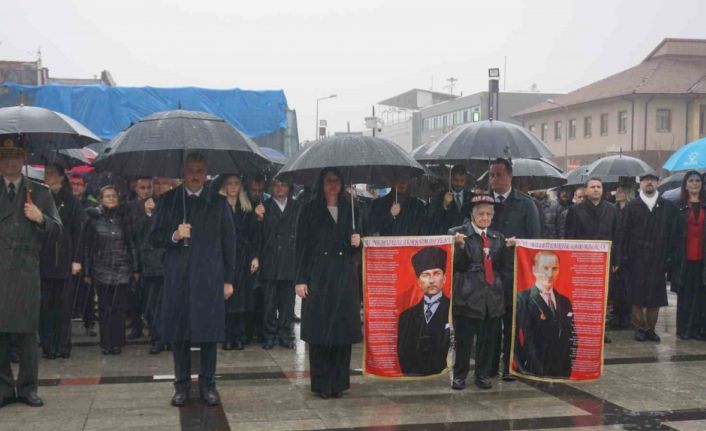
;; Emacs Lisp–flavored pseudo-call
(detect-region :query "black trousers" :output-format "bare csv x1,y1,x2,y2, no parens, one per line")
263,280,295,343
172,342,217,393
245,285,264,342
127,279,144,336
677,261,706,337
74,277,96,329
40,278,67,355
453,314,501,381
142,276,164,344
491,306,513,376
225,312,247,344
96,283,127,350
59,277,80,355
308,344,352,395
0,332,38,398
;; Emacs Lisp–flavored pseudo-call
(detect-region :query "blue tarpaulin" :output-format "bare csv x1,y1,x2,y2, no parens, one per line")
0,82,289,141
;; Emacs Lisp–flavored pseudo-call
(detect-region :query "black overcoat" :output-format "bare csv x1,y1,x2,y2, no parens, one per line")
449,223,508,318
295,199,362,346
0,177,62,333
367,193,428,236
617,195,677,308
514,285,577,378
39,183,85,280
565,199,619,242
428,189,472,234
259,198,301,281
82,205,138,286
149,186,236,343
225,201,260,313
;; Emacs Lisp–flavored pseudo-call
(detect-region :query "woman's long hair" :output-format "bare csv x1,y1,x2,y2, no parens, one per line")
679,170,706,206
218,174,252,212
314,167,345,207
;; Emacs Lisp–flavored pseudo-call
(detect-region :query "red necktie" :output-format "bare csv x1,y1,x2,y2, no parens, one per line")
481,232,495,285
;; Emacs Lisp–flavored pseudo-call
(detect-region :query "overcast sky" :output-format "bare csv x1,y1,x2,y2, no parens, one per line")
2,0,705,141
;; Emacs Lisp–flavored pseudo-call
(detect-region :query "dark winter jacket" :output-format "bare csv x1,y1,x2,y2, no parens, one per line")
40,183,85,279
82,205,138,286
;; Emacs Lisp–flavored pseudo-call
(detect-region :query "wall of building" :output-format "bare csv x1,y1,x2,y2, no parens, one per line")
377,118,414,152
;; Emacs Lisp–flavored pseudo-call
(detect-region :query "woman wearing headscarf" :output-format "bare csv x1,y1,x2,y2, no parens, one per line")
218,174,261,350
82,185,139,355
39,163,85,359
672,171,706,340
295,168,362,399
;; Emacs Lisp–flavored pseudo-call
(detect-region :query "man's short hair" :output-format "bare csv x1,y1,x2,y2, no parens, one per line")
490,158,513,175
584,177,603,187
185,152,207,165
533,251,559,267
248,174,266,184
450,165,466,177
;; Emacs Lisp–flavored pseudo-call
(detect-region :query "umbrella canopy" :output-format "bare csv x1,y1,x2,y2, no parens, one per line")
27,147,98,168
94,110,269,177
276,135,425,186
565,164,592,186
259,146,289,166
658,171,689,193
476,158,566,190
582,154,656,180
663,136,706,171
424,120,553,164
0,105,100,150
411,142,435,162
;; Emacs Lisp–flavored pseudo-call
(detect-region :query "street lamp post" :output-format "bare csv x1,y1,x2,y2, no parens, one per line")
547,98,569,171
316,94,337,142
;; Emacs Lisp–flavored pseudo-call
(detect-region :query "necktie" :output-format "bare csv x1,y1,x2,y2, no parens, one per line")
541,291,556,314
455,193,462,211
7,183,16,202
425,299,440,323
496,195,505,204
481,232,495,285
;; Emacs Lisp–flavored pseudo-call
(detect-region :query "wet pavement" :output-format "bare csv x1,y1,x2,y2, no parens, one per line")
3,293,706,430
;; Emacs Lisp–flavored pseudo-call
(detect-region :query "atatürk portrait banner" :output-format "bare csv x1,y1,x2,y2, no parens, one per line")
511,239,611,382
363,236,454,379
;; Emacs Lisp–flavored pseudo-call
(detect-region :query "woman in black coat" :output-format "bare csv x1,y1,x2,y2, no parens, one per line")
218,174,261,350
672,171,706,340
295,168,362,399
39,163,85,359
82,185,139,355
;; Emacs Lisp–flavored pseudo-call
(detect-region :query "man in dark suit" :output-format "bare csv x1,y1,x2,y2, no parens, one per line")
149,152,236,407
514,251,577,378
367,179,428,236
429,165,473,234
397,247,451,376
489,157,541,381
260,178,301,350
0,139,62,408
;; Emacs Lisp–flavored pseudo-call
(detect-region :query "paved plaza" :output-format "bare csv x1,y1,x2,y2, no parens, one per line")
2,293,706,431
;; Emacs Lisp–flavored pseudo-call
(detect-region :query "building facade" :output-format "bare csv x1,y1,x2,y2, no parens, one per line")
513,38,706,170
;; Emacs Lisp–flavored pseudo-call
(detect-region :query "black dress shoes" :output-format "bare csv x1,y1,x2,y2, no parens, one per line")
111,347,122,355
474,376,492,390
171,391,188,407
331,391,343,399
316,392,330,399
17,393,43,407
501,372,517,382
222,342,233,351
645,329,661,342
262,340,275,350
451,379,466,390
279,339,295,349
201,389,221,406
149,343,162,354
233,341,244,350
57,352,70,359
635,329,647,341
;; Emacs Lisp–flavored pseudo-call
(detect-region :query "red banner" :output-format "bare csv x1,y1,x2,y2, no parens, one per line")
363,236,454,378
511,239,611,382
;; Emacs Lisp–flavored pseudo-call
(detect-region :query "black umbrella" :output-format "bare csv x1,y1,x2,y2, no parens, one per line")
582,155,655,183
424,120,553,164
276,135,425,229
94,110,269,177
27,147,98,168
0,105,100,149
476,158,566,190
657,171,705,193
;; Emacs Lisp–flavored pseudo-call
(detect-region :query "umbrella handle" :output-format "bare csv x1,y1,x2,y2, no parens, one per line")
24,164,33,204
182,186,189,248
351,185,356,231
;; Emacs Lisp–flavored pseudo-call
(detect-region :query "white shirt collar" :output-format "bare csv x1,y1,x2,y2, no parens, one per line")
274,197,287,212
424,292,443,304
471,222,487,236
185,187,203,197
537,286,556,307
3,176,22,189
494,188,512,201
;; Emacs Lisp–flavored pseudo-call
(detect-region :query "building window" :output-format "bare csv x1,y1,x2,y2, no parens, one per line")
569,119,576,139
472,110,480,122
529,124,536,134
584,116,592,138
600,113,609,136
541,123,548,141
462,110,468,123
554,121,562,141
618,110,627,134
656,109,671,132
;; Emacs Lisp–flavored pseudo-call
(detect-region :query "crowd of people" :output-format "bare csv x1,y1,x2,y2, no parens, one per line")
1,138,704,407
